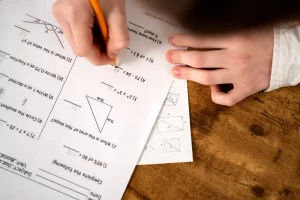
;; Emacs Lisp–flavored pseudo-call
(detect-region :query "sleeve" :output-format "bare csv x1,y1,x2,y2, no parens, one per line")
265,24,300,92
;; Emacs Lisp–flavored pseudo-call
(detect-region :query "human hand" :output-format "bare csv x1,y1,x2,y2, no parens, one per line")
166,27,274,106
52,0,129,65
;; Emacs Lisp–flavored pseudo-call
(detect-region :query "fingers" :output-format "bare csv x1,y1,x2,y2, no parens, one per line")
106,9,130,59
68,14,94,56
68,13,112,65
66,2,112,65
172,66,234,85
210,85,250,106
166,49,228,68
169,33,229,48
52,1,76,50
52,0,121,66
101,0,129,59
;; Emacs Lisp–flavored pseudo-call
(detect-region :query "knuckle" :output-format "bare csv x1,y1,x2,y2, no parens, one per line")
232,35,247,44
232,52,251,67
240,53,251,63
115,39,130,50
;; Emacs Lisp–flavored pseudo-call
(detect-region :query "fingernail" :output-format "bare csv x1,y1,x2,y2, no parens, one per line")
169,35,175,45
166,51,174,63
172,67,181,78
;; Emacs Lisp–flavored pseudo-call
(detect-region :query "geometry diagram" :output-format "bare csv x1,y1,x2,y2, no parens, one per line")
86,96,112,133
164,93,179,106
23,14,64,48
157,116,184,133
164,138,180,153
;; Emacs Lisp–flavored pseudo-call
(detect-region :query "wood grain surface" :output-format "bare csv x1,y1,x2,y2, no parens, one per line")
123,81,300,200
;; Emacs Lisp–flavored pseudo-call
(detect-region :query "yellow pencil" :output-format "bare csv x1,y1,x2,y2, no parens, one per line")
90,0,117,66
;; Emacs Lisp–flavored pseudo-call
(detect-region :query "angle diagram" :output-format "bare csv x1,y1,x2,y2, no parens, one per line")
23,14,64,48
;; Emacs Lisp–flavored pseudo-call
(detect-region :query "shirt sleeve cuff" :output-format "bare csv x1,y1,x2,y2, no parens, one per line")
265,24,300,92
265,27,280,92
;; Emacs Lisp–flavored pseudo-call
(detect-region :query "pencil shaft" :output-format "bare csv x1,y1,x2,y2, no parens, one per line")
90,0,108,43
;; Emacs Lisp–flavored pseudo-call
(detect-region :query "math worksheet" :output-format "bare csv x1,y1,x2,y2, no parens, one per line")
0,0,185,199
139,79,193,165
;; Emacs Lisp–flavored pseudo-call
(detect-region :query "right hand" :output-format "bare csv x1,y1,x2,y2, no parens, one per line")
52,0,130,65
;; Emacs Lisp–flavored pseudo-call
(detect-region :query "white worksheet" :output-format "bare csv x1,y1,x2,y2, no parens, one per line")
0,0,183,199
139,79,193,165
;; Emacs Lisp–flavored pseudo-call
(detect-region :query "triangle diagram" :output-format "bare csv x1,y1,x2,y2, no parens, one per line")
157,117,184,133
86,96,112,133
164,139,180,153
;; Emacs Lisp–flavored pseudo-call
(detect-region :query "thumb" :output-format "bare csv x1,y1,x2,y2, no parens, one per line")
105,3,130,59
210,85,251,106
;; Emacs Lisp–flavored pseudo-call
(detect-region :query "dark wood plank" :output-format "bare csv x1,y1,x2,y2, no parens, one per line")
123,82,300,200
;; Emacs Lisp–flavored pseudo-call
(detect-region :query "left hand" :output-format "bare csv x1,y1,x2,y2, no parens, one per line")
166,26,274,106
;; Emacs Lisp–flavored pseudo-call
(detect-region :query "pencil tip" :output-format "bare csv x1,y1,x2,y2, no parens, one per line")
114,58,117,67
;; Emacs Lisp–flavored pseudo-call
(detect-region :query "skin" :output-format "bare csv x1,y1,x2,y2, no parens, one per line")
52,0,274,106
52,0,129,65
167,26,274,106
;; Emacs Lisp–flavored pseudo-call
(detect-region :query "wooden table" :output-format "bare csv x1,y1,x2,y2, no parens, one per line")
123,82,300,200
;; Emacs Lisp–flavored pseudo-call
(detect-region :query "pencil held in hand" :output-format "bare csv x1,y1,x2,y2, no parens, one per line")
52,0,116,66
90,0,108,42
53,0,129,66
90,0,117,66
